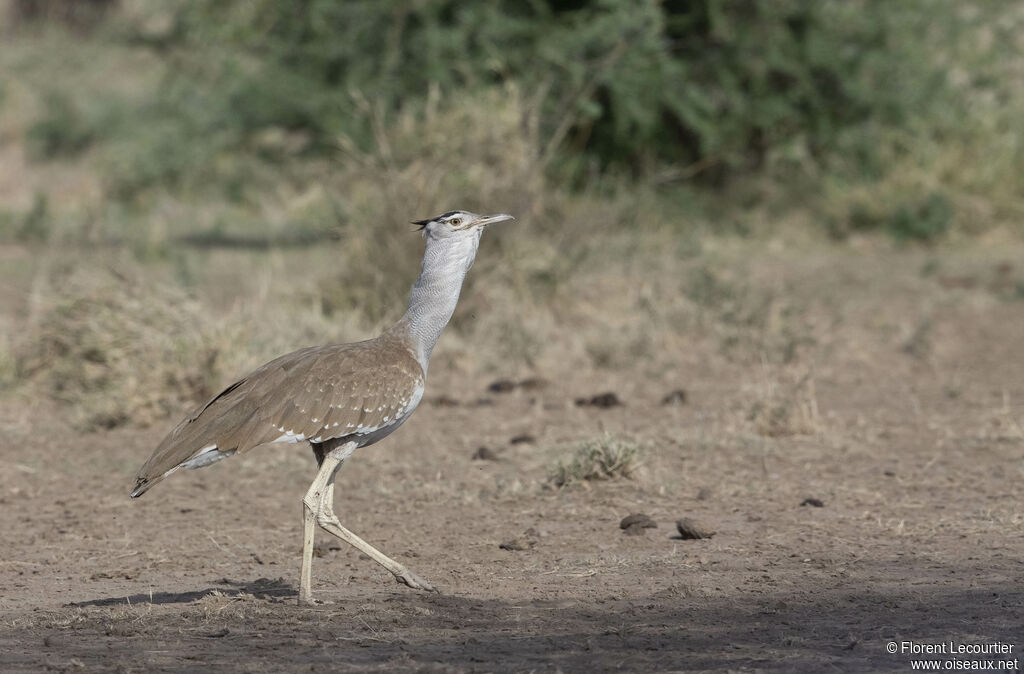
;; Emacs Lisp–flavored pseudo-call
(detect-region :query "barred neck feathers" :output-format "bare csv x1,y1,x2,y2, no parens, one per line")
393,227,483,372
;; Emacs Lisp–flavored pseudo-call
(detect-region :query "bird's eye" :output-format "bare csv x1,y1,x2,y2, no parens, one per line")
449,218,462,227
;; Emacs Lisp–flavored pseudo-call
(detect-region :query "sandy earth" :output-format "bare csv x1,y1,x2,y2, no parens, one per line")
1,242,1022,672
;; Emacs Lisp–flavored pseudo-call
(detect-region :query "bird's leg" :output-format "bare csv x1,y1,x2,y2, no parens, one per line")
315,453,438,594
299,499,317,604
299,453,337,605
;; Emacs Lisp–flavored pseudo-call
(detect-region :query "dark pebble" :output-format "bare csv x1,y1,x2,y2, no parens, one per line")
472,447,500,461
676,518,716,540
661,389,688,405
499,528,539,551
488,379,517,393
575,392,622,408
620,513,657,530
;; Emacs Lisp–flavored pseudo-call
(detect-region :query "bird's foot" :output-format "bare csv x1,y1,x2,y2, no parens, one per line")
298,595,333,607
394,568,438,593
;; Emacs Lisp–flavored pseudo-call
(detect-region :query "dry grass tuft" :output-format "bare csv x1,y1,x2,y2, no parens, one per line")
750,368,822,437
13,264,238,429
549,434,643,488
7,251,376,431
187,591,272,622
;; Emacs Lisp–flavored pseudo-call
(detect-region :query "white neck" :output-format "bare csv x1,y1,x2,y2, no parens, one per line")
393,229,483,372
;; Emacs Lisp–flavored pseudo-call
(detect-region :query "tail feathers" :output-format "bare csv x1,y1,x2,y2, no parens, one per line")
130,479,147,498
130,470,174,498
131,375,258,499
129,442,224,498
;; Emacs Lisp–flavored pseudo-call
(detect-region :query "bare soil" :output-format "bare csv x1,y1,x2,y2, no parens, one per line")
1,241,1023,672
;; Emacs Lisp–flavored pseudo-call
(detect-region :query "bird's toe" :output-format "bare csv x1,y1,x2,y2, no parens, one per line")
395,569,438,593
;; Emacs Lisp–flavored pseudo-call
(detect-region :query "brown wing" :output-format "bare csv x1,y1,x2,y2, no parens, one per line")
132,334,424,496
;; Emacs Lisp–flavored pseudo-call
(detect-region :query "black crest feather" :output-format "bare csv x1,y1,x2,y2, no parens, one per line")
411,211,459,231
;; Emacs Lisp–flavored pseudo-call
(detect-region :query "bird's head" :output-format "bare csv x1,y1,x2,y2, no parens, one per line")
412,210,514,240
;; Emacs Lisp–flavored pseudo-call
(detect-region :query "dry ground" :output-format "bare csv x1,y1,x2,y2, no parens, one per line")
1,237,1022,672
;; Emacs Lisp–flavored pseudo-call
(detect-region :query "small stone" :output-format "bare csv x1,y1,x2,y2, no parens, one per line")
800,498,825,508
661,389,688,405
488,379,517,393
620,513,657,530
472,446,499,461
622,515,656,535
509,434,535,445
499,528,539,551
675,518,716,540
433,395,460,407
575,392,622,408
696,487,712,501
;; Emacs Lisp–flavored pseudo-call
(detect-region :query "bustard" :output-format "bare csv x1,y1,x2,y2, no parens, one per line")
131,210,513,604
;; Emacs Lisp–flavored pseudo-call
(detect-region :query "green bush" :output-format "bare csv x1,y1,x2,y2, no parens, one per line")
14,0,1019,240
886,192,952,242
27,92,95,159
832,191,953,242
92,0,958,192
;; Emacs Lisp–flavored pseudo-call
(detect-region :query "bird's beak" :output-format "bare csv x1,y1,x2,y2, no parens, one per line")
474,213,514,228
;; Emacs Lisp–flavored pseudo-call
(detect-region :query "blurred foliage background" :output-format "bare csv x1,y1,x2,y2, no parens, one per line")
1,0,1023,428
3,0,1022,244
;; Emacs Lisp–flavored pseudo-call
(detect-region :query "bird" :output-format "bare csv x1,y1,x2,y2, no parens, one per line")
131,209,514,604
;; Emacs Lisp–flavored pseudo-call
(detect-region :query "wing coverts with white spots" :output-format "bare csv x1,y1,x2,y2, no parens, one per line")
132,333,424,496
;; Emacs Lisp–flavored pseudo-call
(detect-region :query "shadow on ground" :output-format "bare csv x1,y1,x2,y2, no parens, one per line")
68,577,295,607
9,568,1022,673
